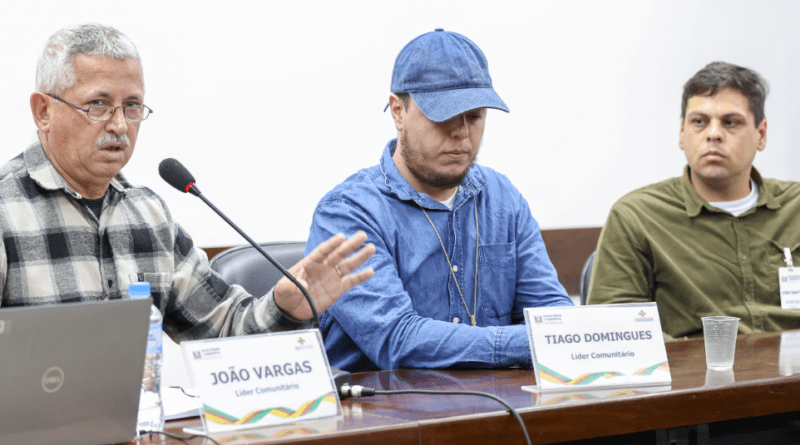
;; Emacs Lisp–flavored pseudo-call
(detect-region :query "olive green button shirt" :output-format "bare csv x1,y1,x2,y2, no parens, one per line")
587,166,800,341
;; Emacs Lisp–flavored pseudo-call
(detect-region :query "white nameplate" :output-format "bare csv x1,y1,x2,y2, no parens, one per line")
180,329,341,434
523,303,671,392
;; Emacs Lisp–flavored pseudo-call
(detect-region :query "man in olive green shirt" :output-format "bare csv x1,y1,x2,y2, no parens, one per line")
587,62,800,340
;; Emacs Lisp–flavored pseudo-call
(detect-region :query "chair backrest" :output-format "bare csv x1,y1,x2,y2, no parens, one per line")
579,251,596,306
209,241,306,297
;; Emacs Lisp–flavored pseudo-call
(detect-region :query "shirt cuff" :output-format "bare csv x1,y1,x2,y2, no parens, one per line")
250,288,315,333
494,325,534,369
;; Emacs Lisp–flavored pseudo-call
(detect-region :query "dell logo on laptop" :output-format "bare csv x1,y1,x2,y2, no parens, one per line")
42,367,65,393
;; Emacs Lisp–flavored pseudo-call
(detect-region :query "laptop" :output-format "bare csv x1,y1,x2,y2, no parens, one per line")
0,298,151,445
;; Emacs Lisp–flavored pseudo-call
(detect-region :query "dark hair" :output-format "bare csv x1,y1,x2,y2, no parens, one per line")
394,92,411,110
681,62,769,127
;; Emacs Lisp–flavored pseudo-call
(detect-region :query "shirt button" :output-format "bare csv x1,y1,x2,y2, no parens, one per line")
453,317,460,323
452,265,458,272
742,255,747,260
745,295,751,301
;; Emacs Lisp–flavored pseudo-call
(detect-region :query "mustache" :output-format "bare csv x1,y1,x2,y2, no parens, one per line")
95,133,131,148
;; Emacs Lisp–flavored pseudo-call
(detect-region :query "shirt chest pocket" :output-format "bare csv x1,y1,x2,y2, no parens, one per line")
478,242,516,322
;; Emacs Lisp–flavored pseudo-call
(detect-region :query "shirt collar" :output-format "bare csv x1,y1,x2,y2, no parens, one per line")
379,138,485,211
24,141,132,200
681,165,779,217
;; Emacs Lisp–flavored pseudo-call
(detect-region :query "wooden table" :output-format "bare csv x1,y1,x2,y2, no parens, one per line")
136,330,800,444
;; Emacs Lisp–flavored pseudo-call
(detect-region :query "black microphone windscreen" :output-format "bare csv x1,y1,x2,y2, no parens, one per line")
159,158,196,193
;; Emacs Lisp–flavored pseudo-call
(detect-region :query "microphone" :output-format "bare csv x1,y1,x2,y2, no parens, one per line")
159,158,201,197
157,158,320,328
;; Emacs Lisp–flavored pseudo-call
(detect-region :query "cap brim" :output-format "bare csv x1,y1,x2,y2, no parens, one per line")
411,88,509,122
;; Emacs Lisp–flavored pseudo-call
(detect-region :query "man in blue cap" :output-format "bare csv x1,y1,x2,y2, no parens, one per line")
305,29,573,372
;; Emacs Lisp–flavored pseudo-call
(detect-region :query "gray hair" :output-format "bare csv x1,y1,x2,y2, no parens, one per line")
36,23,142,95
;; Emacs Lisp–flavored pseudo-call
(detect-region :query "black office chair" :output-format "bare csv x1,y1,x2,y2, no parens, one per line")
209,241,306,297
579,251,596,306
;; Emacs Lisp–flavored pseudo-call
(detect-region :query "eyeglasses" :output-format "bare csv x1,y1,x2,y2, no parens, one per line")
46,93,153,122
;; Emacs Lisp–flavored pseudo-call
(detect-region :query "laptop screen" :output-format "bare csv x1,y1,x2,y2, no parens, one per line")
0,298,151,445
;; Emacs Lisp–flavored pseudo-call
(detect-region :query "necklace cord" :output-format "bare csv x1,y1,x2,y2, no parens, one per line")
422,198,480,326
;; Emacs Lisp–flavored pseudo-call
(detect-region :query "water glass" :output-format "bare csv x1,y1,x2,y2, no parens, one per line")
701,316,739,370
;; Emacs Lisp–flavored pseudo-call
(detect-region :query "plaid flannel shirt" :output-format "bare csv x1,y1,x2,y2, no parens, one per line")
0,142,309,341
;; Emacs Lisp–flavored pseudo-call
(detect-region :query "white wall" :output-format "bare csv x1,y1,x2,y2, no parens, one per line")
2,0,798,248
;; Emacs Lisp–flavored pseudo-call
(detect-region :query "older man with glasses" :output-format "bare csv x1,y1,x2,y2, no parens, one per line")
0,23,375,341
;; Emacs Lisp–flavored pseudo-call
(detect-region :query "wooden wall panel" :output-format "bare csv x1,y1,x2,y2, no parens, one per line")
540,226,602,296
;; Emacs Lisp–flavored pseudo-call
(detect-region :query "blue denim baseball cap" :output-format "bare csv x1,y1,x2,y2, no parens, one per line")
387,29,509,123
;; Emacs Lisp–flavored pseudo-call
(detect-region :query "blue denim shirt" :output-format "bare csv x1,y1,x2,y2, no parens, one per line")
307,140,573,372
